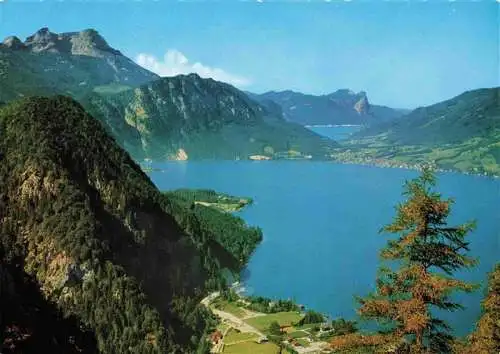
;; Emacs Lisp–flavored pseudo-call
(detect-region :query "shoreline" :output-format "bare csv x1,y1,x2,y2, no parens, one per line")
328,158,500,180
305,124,363,128
140,158,499,180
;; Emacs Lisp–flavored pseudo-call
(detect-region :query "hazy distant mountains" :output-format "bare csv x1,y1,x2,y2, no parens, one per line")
247,90,408,126
0,28,336,160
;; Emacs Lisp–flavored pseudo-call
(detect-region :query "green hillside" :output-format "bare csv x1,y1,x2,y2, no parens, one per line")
335,88,500,175
84,74,336,160
0,96,261,353
356,88,499,144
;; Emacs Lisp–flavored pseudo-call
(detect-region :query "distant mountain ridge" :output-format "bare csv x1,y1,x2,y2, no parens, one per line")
248,89,406,126
4,27,122,57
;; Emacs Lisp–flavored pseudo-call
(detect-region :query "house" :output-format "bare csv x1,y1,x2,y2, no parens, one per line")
210,330,223,345
280,325,292,333
249,155,271,161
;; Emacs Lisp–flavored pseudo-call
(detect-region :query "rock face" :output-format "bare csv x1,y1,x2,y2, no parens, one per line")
1,36,26,50
249,89,404,126
20,27,122,57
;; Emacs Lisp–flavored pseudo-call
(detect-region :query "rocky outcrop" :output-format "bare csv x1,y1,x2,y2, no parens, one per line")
19,27,122,58
1,36,26,50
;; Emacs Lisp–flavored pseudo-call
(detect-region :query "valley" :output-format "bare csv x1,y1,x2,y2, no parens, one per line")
0,6,498,352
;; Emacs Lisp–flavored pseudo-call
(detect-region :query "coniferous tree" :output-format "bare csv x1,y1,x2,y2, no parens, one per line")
463,263,500,353
331,168,477,353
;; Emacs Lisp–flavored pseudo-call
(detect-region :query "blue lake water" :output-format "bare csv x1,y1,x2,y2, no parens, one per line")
306,125,362,140
149,161,499,337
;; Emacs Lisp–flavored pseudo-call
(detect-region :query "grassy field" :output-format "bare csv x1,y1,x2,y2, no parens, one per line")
224,329,258,345
194,201,249,213
244,312,303,332
223,341,280,354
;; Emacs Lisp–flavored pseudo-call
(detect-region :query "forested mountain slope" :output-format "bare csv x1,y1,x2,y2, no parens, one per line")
84,74,337,160
0,96,260,353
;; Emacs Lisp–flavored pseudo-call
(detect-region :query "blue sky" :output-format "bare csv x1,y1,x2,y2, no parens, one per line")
0,1,498,108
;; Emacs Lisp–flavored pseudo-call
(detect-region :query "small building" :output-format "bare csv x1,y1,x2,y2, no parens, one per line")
279,325,292,333
210,330,223,345
249,155,271,161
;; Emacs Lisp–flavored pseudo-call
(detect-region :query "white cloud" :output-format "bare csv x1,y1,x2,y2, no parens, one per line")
135,49,251,87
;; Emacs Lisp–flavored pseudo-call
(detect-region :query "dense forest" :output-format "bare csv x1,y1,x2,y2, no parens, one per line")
0,96,261,353
162,190,262,267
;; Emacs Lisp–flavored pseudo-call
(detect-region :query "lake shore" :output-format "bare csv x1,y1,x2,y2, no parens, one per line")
329,155,500,179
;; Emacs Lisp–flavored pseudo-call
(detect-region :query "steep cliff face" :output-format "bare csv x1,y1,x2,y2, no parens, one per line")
0,96,234,353
250,89,404,125
0,28,158,101
84,74,336,159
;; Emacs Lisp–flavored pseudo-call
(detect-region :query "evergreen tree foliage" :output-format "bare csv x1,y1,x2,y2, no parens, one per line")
464,263,500,353
331,169,478,353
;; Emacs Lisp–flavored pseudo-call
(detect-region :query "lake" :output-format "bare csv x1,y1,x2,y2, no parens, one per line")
149,161,499,336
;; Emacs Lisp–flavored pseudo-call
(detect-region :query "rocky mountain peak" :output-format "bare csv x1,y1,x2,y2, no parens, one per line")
24,27,59,52
327,89,370,114
69,28,122,57
4,28,122,58
1,36,25,50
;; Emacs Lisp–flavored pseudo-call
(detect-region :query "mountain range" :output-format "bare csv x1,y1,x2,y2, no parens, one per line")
0,28,336,160
248,90,408,126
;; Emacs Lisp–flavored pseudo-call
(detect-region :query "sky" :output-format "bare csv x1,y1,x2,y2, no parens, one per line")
0,0,498,108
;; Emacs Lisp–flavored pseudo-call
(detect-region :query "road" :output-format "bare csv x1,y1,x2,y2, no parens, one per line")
210,308,265,338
